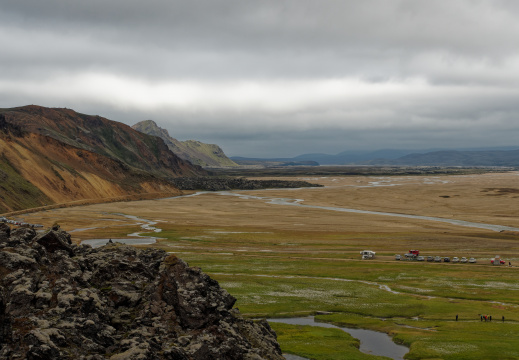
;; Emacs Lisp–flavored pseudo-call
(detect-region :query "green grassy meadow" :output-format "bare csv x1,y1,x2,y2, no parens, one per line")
109,222,519,360
39,174,519,360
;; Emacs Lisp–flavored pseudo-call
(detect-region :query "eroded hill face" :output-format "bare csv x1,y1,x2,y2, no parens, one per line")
0,106,205,213
133,120,238,167
3,106,204,177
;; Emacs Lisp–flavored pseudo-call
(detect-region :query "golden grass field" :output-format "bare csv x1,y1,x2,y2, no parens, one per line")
21,171,519,258
15,171,519,359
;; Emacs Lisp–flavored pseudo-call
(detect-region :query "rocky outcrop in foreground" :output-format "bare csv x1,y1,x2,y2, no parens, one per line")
0,224,283,359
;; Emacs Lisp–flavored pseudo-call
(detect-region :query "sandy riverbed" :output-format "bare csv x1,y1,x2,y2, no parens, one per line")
18,172,519,257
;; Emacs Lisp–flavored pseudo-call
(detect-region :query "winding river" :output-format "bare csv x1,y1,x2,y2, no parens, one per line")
80,213,161,248
269,317,408,360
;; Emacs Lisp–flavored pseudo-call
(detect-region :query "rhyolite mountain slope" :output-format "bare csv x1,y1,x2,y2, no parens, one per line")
0,106,205,213
132,120,238,167
0,224,284,359
3,106,203,177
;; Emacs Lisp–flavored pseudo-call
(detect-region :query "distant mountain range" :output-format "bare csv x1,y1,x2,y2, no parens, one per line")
232,146,519,167
132,120,237,167
0,105,205,213
370,149,519,166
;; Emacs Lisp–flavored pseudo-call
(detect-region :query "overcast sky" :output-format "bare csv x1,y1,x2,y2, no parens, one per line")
2,0,519,157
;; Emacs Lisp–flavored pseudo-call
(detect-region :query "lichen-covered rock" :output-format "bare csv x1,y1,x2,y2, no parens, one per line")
0,227,283,359
35,229,74,256
0,223,10,242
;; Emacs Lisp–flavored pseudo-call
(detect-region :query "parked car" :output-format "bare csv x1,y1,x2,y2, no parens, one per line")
452,257,459,263
460,257,468,263
491,255,505,265
434,256,442,262
427,256,434,262
469,257,477,263
395,254,402,260
444,257,450,262
417,256,425,261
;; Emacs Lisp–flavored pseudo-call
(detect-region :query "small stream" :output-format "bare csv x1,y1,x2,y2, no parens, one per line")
80,213,161,248
283,354,307,360
269,316,408,360
80,237,157,248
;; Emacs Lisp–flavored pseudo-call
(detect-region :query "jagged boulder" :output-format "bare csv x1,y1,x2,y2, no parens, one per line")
35,229,74,256
0,223,10,241
0,227,283,359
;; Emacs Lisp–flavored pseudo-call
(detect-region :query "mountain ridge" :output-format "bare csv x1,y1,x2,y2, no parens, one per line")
233,146,519,166
369,149,519,166
132,120,237,168
5,106,202,177
0,105,205,213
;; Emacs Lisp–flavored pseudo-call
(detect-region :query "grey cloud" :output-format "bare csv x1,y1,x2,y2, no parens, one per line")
4,1,517,51
4,1,519,57
2,0,519,157
3,0,519,85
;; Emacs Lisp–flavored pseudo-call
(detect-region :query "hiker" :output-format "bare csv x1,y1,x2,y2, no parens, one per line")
456,314,458,321
484,315,487,322
502,316,505,323
480,315,483,322
489,315,492,321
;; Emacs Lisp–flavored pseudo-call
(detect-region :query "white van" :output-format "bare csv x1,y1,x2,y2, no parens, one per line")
360,250,376,260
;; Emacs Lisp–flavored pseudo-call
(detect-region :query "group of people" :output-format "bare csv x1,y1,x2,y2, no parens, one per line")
480,315,492,322
478,314,505,322
454,314,505,322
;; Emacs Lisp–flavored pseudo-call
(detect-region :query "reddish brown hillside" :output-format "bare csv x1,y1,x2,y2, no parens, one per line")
1,105,204,178
0,106,204,213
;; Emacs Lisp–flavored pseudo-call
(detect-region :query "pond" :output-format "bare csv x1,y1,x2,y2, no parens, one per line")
269,316,408,360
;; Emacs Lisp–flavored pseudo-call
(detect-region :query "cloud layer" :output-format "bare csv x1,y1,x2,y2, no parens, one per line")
2,0,519,157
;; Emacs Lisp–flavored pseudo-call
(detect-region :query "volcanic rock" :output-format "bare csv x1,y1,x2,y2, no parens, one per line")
0,226,283,359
